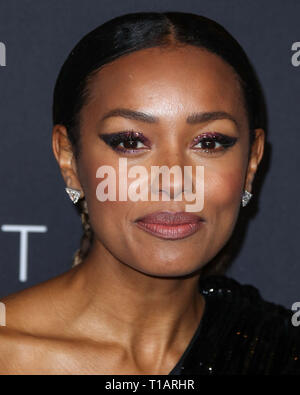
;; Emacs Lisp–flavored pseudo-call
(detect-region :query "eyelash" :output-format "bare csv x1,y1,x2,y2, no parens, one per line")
100,130,151,154
190,132,237,154
99,130,237,155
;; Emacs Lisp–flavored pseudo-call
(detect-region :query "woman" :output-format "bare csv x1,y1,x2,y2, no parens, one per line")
0,11,299,375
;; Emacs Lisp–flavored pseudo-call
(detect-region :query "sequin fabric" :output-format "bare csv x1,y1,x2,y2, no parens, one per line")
169,275,300,375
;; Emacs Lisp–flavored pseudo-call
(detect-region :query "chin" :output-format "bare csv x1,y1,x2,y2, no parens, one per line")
131,261,203,279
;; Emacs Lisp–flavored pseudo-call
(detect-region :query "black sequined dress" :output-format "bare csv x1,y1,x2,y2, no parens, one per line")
168,275,300,375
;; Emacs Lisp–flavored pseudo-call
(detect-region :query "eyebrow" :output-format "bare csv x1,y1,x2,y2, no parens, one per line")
100,108,238,127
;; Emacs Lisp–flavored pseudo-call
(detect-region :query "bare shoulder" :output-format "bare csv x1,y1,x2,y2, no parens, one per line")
0,272,70,333
0,327,45,374
0,271,77,374
0,269,124,374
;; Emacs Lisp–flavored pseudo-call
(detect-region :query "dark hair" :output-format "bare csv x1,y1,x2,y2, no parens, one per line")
52,11,267,271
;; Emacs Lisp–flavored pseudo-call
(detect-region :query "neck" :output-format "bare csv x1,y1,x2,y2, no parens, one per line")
65,239,205,369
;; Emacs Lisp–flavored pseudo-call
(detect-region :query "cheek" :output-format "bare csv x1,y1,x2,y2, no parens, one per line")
202,140,248,216
203,161,246,255
197,164,246,264
205,168,244,210
77,155,137,242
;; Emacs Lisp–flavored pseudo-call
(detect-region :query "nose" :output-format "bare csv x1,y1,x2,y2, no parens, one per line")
150,150,194,201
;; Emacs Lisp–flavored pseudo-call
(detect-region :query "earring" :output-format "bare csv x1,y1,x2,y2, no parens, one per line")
242,190,252,207
65,187,81,204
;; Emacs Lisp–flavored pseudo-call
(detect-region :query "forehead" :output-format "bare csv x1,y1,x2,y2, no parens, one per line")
82,45,246,126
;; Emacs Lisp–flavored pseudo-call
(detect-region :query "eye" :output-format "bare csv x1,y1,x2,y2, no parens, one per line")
99,130,151,154
191,132,237,155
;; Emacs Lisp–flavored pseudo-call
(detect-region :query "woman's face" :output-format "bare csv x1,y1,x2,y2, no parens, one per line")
56,45,264,277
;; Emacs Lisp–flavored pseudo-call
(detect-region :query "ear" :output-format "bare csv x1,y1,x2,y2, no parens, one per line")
244,128,265,192
52,124,84,197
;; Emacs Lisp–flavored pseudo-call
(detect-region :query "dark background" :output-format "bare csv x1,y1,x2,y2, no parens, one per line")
0,0,299,308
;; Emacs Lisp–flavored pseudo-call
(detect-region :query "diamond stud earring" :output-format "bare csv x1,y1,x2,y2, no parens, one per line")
65,187,81,204
241,190,252,207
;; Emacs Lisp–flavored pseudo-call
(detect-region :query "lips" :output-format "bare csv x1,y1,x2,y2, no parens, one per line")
134,211,204,240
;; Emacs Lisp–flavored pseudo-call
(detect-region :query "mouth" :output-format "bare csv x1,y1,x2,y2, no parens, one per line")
134,211,205,240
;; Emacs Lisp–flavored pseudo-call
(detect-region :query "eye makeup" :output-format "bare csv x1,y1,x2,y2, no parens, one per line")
99,130,237,155
190,132,238,154
99,130,152,154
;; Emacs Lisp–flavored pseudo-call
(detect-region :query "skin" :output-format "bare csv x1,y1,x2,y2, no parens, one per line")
0,44,264,375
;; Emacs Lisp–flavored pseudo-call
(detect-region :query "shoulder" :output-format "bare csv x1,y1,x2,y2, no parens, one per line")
0,268,80,336
197,275,300,374
0,276,61,334
0,283,50,373
199,274,291,316
0,272,79,374
199,274,295,324
0,327,45,374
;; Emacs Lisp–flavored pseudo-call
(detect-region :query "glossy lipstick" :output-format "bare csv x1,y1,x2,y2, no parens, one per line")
134,211,204,240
